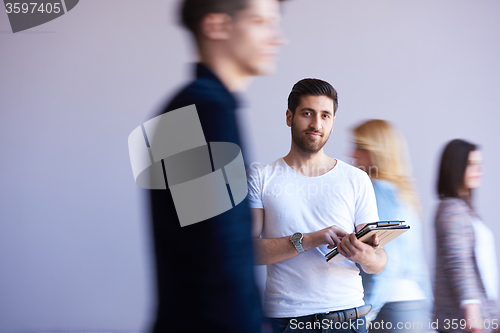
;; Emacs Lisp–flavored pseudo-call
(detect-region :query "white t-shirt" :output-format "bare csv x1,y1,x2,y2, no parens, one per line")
247,158,379,317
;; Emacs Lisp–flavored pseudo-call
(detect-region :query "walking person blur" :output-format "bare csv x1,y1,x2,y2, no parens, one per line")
434,139,499,333
351,119,432,332
148,1,286,332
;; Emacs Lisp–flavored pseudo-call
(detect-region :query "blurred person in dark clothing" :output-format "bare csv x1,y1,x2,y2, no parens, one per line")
148,1,285,333
351,119,432,332
434,139,498,333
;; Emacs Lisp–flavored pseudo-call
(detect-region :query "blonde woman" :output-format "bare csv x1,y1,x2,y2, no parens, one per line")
351,119,432,332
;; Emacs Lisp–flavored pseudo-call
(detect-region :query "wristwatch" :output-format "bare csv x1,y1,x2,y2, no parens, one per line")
290,232,305,253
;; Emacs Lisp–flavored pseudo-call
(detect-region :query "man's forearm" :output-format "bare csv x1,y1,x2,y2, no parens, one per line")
254,232,327,265
253,227,345,265
359,248,387,274
253,237,299,265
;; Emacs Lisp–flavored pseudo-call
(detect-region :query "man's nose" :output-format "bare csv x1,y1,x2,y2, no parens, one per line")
309,116,322,131
275,25,287,46
270,21,287,46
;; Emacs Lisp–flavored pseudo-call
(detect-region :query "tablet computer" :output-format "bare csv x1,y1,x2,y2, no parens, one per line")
325,221,409,262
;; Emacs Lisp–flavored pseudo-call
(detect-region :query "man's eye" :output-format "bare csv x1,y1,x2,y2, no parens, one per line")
252,17,266,24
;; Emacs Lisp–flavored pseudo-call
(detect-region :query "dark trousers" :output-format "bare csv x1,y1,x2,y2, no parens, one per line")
270,315,368,333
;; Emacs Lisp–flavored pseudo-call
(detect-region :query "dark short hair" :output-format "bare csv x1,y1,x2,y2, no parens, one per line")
437,139,478,199
180,0,285,37
287,78,338,115
180,0,248,36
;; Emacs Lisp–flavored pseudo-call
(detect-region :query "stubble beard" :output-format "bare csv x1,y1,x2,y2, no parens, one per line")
291,120,330,155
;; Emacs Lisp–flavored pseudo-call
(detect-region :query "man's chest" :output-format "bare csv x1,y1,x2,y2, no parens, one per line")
260,178,357,236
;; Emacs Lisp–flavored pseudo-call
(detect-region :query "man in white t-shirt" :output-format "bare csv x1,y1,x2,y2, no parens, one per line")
247,78,387,333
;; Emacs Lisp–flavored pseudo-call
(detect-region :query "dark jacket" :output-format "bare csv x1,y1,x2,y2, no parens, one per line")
149,64,262,333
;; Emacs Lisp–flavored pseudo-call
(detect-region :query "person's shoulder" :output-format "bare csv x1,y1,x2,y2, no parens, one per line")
436,197,470,218
247,159,282,192
439,197,467,209
335,159,369,180
248,158,283,177
371,179,400,211
372,179,398,195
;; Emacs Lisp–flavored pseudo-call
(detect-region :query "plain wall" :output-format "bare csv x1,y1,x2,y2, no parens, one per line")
1,1,499,332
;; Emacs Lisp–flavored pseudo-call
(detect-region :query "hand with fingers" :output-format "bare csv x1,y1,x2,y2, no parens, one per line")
302,225,349,251
338,233,379,264
337,233,387,274
464,304,484,333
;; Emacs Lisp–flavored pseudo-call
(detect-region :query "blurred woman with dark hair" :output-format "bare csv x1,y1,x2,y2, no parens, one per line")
434,139,498,333
351,119,432,332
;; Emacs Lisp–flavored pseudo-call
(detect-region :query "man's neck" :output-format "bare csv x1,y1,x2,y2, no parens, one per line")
283,147,336,177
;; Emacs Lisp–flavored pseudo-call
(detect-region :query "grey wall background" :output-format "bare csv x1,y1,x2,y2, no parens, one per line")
1,1,499,332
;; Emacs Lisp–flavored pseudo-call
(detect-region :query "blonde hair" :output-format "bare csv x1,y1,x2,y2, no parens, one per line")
353,119,421,215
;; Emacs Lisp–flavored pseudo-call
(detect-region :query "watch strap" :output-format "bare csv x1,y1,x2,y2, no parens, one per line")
291,232,305,253
294,242,305,253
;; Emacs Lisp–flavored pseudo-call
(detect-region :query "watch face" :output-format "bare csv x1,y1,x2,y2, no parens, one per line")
291,232,303,243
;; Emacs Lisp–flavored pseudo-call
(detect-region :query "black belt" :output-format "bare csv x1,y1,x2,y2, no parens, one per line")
292,304,372,324
317,304,371,323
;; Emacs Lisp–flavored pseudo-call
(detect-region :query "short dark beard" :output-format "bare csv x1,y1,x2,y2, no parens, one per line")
290,116,330,155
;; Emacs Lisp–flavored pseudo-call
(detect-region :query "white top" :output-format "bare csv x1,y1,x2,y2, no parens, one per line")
247,158,379,317
471,217,499,301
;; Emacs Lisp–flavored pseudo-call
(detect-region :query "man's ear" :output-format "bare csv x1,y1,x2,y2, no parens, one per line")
330,115,336,133
286,109,293,127
200,13,232,41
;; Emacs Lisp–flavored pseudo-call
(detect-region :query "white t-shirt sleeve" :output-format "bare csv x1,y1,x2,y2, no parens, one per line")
247,167,263,209
354,172,379,227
